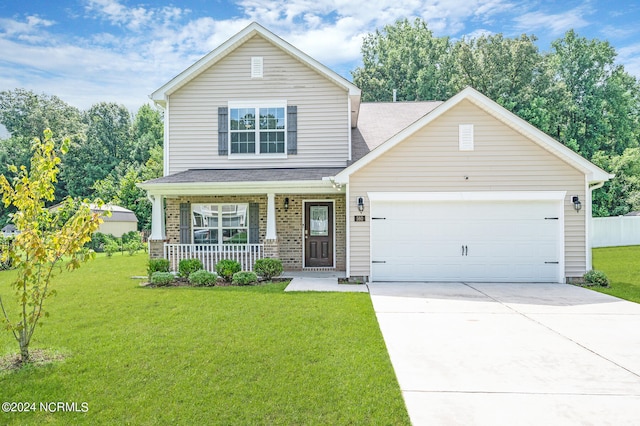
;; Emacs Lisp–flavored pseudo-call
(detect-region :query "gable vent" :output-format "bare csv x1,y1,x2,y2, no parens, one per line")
251,57,263,78
459,124,474,151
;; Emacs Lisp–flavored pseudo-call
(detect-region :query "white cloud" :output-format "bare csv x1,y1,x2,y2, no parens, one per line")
618,43,640,77
0,0,638,113
464,28,495,40
84,0,154,30
600,25,637,40
512,6,591,36
0,14,56,44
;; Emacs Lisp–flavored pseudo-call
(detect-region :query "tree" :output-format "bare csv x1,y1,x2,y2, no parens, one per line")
0,129,102,364
0,89,84,143
131,104,163,164
352,18,455,102
62,102,133,198
591,148,640,216
451,33,546,116
93,165,153,230
546,30,639,158
0,89,86,202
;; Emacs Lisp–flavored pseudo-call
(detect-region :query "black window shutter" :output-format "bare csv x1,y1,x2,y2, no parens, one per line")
179,203,191,244
248,203,259,244
218,107,228,156
287,105,297,155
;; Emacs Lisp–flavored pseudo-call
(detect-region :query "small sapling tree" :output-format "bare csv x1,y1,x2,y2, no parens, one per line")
0,129,103,365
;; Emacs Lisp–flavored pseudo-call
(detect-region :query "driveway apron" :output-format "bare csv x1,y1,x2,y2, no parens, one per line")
369,282,640,425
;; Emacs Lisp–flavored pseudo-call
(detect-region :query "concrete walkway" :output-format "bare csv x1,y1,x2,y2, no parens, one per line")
283,271,368,292
369,282,640,425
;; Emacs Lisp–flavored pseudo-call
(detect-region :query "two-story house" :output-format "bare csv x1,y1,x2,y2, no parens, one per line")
139,22,612,283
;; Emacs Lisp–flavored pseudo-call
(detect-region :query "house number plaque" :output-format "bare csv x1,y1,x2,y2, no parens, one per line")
354,215,366,222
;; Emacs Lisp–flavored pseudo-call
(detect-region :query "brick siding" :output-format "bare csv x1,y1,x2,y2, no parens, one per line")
164,193,346,271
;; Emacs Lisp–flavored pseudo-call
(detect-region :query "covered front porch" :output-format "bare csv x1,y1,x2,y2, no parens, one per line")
145,189,346,274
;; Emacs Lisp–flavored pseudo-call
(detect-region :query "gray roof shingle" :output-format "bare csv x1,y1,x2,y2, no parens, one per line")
351,101,442,162
144,167,346,185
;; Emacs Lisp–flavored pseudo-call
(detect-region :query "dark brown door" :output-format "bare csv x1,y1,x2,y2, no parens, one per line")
304,202,333,267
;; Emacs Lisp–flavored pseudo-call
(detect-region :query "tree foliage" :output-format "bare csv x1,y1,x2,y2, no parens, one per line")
0,93,163,228
591,148,640,216
352,18,455,102
0,129,103,364
451,33,544,116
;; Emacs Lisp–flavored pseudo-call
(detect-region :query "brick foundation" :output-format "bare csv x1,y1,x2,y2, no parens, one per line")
264,239,279,259
148,239,167,259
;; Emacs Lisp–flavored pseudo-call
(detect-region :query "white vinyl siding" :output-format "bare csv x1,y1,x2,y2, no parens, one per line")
167,36,349,174
349,100,586,280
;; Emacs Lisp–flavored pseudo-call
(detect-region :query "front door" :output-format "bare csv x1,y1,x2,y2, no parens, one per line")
304,202,333,267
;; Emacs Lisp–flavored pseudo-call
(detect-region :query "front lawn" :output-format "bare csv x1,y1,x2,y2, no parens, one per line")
592,245,640,303
0,253,409,425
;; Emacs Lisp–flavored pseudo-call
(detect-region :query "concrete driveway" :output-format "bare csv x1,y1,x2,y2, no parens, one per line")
368,282,640,425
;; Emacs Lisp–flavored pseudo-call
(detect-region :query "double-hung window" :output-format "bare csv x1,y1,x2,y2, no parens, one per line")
229,101,286,156
192,204,248,244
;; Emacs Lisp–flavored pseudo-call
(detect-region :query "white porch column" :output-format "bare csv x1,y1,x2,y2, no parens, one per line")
266,193,277,240
149,195,166,240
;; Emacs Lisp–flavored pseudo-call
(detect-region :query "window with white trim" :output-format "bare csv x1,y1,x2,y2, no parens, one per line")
229,101,286,155
192,204,248,244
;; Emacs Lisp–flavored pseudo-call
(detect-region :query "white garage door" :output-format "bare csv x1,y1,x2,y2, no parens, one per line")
370,193,564,282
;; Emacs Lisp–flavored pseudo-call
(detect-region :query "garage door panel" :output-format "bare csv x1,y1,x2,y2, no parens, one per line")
371,198,563,283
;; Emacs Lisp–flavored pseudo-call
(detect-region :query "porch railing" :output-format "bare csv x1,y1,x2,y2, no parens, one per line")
164,244,264,273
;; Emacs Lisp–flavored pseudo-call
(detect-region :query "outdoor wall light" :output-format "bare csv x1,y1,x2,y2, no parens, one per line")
357,197,365,213
572,196,582,212
284,197,290,211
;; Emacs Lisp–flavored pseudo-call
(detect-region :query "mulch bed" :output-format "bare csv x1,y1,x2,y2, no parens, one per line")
141,277,290,288
0,349,67,372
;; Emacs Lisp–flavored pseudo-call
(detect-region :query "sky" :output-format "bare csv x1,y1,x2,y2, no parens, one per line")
0,0,639,113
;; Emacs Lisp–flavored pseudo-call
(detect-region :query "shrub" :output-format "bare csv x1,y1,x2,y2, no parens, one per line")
216,259,241,282
583,269,610,287
104,240,120,257
254,258,283,280
148,258,170,280
121,230,142,245
151,271,174,286
189,269,218,287
88,232,116,252
123,240,139,256
232,271,258,286
179,258,204,278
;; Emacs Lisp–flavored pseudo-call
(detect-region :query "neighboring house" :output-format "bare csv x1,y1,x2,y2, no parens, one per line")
92,205,138,238
139,22,613,283
49,203,138,238
2,224,19,238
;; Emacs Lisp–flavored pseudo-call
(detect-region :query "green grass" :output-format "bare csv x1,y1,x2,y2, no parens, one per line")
592,245,640,303
0,253,409,425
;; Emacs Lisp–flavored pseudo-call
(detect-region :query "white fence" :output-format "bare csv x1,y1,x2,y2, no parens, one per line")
592,216,640,248
165,244,264,272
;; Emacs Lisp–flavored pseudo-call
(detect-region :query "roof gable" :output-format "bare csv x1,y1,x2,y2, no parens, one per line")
150,22,361,105
336,87,613,184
